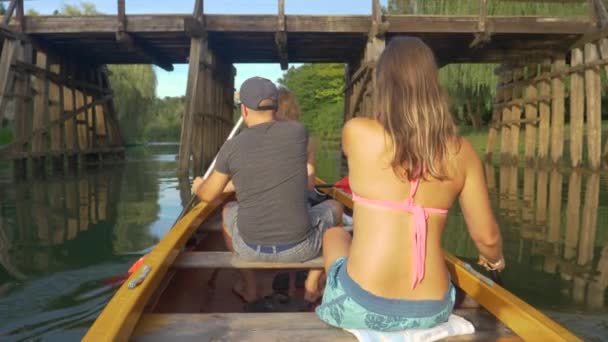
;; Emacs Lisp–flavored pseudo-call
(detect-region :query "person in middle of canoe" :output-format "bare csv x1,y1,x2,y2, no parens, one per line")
315,37,505,332
273,86,336,300
192,76,343,304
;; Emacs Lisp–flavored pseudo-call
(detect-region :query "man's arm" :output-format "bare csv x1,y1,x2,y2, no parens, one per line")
192,170,231,203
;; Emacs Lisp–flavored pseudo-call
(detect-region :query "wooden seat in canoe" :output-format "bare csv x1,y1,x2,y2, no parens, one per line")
173,251,324,269
132,310,517,341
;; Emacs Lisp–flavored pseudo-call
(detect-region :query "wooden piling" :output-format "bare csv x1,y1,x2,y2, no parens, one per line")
523,64,538,164
584,43,602,170
179,34,207,176
499,68,513,161
48,61,63,171
509,67,524,161
537,60,551,164
485,72,503,160
550,57,566,165
0,40,18,126
578,173,599,267
570,48,584,168
63,63,78,162
32,51,49,173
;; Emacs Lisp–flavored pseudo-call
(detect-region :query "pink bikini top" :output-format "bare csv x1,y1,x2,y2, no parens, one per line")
351,179,448,289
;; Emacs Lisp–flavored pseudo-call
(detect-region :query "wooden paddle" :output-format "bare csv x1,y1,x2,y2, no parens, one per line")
126,117,245,276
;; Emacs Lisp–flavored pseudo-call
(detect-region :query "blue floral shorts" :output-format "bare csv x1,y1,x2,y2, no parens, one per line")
315,257,455,332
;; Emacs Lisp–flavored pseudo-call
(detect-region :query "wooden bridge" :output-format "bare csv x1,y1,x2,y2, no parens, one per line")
0,0,606,176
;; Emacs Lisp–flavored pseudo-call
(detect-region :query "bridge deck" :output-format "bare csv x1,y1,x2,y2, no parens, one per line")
15,14,593,65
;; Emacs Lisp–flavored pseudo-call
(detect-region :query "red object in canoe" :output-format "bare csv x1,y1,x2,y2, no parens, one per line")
335,177,351,194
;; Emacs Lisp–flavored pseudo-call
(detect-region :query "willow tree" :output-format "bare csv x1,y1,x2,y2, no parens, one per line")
109,65,157,144
387,0,590,130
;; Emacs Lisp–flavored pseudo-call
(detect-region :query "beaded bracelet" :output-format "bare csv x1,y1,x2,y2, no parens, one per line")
478,255,505,271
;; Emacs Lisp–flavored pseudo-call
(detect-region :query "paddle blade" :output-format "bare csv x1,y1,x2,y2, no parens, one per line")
334,177,351,194
128,256,145,275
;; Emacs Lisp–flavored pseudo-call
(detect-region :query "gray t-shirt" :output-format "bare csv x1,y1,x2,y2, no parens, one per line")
215,120,311,245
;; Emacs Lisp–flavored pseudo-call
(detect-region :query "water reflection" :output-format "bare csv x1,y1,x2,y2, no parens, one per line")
445,164,607,340
0,144,184,341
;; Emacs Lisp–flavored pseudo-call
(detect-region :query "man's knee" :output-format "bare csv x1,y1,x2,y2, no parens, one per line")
222,201,238,236
326,199,344,224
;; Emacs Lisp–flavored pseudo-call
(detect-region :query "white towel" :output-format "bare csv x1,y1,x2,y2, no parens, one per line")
344,314,475,342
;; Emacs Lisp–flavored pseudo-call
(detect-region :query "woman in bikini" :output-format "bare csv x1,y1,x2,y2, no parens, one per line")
315,37,505,331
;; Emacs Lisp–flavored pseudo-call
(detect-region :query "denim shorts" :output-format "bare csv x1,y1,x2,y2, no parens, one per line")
223,200,340,263
315,257,455,332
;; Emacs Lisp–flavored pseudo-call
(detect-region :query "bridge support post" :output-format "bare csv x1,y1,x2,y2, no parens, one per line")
570,48,585,168
179,0,235,178
523,64,538,166
508,66,524,164
584,42,602,170
340,0,386,175
550,57,566,166
485,68,504,161
498,67,512,163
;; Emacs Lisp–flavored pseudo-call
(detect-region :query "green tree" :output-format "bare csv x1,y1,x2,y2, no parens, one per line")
0,3,6,15
145,96,184,142
278,63,345,141
109,65,157,144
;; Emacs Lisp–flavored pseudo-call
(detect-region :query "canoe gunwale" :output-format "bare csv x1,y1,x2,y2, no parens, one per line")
82,194,230,341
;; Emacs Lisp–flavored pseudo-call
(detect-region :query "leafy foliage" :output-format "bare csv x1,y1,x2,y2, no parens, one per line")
278,63,345,140
387,0,589,15
145,97,184,142
0,127,12,145
108,65,158,144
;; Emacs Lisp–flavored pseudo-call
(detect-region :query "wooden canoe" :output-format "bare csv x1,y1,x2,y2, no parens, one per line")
83,180,583,342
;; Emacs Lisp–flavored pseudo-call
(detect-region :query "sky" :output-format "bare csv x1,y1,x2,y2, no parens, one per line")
25,0,388,98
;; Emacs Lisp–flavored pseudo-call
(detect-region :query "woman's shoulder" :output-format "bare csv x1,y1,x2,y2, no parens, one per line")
449,137,483,176
343,117,382,137
452,137,478,160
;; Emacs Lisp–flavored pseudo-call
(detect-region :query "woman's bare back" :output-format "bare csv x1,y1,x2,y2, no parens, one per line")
342,117,497,301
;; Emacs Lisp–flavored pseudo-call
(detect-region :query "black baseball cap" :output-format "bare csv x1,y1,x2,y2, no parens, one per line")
239,76,278,110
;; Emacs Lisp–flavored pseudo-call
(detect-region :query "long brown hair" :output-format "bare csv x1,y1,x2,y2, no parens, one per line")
276,87,302,121
375,37,458,181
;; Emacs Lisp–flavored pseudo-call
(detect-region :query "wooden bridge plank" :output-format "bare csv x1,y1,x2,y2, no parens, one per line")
20,15,591,34
133,310,516,342
173,251,323,269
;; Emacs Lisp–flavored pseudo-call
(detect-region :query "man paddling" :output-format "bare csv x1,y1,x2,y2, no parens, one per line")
192,76,342,303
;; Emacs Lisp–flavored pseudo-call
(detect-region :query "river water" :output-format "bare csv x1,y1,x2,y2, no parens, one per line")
0,143,606,341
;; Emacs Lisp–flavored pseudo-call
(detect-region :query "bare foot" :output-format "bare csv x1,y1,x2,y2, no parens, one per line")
233,280,258,303
304,277,324,303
